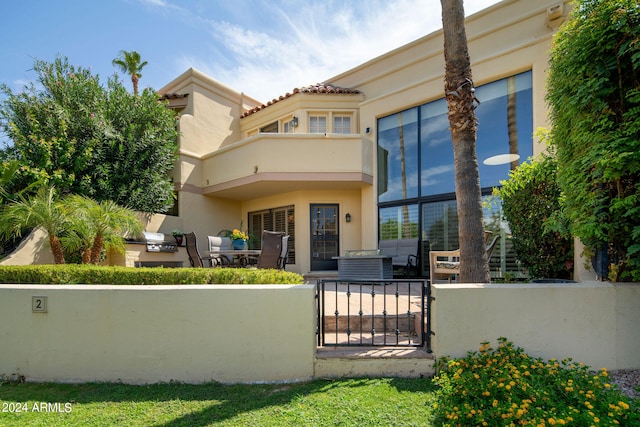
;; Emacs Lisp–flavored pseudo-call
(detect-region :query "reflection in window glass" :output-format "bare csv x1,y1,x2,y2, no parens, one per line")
420,197,527,279
476,72,533,189
422,200,459,251
419,71,533,195
420,99,454,195
379,205,419,240
377,71,533,279
377,108,419,202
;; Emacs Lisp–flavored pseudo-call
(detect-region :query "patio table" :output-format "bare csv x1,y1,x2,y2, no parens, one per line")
211,249,261,267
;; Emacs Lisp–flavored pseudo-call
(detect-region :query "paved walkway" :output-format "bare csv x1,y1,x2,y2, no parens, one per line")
306,272,426,346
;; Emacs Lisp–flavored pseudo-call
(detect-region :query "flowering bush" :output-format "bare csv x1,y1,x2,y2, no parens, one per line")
231,229,249,241
432,338,639,426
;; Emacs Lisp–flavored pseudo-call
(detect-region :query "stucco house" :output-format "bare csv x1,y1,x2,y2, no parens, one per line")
128,0,588,279
4,0,591,280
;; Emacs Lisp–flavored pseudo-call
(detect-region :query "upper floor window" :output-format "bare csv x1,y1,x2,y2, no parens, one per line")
283,118,295,133
333,116,351,134
260,121,278,133
377,70,533,203
310,116,327,134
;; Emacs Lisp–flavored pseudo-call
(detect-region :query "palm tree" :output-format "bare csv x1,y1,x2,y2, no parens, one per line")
112,50,148,95
66,195,143,264
440,0,490,283
0,187,68,263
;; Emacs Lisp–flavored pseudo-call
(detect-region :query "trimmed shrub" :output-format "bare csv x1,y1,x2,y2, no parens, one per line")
494,151,573,279
0,265,304,285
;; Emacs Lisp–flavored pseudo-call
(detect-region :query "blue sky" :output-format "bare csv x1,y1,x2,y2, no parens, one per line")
1,0,500,103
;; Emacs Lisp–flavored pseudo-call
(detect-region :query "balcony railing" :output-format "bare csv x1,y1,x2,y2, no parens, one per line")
201,133,374,199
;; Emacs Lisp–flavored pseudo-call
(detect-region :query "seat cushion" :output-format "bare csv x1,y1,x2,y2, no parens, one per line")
436,261,460,270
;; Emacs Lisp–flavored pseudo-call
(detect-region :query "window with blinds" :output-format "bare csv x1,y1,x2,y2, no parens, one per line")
249,205,295,263
310,116,327,134
333,116,351,134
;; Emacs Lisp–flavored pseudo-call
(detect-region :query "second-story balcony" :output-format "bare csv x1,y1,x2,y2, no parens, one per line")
201,133,374,200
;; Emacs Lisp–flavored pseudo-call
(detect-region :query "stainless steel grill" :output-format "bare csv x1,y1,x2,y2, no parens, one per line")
142,232,178,253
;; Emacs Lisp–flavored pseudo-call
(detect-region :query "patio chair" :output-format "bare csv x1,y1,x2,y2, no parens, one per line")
429,232,500,282
208,235,233,267
184,232,216,268
256,230,286,270
278,235,290,270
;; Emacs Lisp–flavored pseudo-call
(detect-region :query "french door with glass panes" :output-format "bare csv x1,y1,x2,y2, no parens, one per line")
310,204,339,271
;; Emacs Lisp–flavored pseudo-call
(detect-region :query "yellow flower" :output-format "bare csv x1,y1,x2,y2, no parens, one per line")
231,229,249,240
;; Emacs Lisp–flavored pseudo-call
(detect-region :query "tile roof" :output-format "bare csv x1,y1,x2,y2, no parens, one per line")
240,83,360,118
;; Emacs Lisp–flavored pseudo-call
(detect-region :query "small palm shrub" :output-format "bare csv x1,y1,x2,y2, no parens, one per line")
432,338,639,426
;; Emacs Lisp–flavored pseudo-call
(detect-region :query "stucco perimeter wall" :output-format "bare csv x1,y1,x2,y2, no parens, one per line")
431,282,640,370
0,284,316,384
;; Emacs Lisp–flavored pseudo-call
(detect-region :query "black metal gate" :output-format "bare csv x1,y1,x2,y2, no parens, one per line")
316,279,431,351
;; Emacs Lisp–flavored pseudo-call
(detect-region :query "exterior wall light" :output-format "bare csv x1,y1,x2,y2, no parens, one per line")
345,213,351,223
291,116,299,127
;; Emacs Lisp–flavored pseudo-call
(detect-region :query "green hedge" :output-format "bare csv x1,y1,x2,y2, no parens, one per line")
0,265,305,285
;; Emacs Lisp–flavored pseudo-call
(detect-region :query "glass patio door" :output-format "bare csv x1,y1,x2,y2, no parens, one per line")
310,204,339,271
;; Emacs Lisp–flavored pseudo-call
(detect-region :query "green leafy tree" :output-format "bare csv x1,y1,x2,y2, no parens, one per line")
546,0,640,281
0,56,178,213
494,148,573,279
112,50,148,95
0,187,68,263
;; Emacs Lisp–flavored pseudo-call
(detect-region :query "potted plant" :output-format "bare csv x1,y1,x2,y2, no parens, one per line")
171,229,184,246
231,229,249,250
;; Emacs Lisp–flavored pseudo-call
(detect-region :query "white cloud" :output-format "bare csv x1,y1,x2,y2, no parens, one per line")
172,0,500,101
138,0,185,12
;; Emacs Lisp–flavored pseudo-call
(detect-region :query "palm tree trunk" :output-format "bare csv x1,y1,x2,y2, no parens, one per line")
441,0,490,283
132,74,139,96
90,233,104,264
82,248,91,264
49,235,65,264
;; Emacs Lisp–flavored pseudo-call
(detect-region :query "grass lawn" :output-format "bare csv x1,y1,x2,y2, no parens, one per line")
0,378,438,427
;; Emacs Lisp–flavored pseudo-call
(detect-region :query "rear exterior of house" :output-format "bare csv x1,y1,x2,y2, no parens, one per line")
4,1,588,280
140,1,588,280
